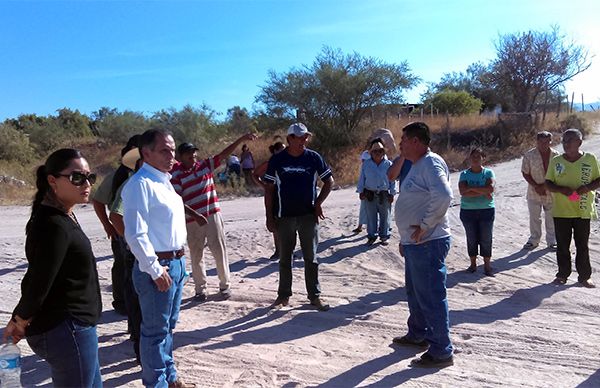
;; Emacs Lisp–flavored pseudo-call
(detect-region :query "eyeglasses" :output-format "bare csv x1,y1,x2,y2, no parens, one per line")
55,171,97,186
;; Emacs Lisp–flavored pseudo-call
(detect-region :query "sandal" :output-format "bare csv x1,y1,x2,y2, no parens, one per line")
466,265,476,273
484,267,494,277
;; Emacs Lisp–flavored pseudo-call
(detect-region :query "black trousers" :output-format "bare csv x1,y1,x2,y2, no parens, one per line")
554,217,591,282
110,236,127,311
122,243,142,360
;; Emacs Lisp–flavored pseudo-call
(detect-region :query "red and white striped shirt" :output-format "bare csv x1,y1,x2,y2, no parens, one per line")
171,156,222,223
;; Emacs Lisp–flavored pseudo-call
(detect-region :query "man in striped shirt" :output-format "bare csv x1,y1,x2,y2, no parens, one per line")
171,133,256,301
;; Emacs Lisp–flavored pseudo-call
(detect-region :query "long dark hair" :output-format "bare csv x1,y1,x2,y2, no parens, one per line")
28,148,83,232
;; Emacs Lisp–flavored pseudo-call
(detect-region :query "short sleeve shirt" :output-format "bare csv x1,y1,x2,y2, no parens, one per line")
263,149,332,218
459,167,495,209
170,156,222,221
545,152,600,219
91,171,115,205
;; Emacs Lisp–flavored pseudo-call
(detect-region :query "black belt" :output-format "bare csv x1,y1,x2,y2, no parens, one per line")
156,248,185,260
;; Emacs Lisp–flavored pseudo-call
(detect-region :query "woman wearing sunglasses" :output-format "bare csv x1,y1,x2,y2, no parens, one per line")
3,148,103,387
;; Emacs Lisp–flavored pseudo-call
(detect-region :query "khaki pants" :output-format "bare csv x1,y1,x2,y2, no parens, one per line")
527,198,556,246
186,212,230,294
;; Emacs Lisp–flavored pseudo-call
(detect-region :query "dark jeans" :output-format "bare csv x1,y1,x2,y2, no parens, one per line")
403,237,453,359
554,217,591,282
111,235,127,311
27,318,102,387
277,214,321,301
123,245,142,361
460,207,495,257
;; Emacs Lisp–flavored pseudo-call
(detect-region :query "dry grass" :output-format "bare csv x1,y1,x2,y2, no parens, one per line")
2,112,599,204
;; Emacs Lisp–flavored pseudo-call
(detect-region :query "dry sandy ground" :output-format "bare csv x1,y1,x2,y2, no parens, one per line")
1,134,600,387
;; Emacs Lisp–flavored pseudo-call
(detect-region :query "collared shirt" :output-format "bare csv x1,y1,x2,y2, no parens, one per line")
521,147,559,203
122,163,187,280
395,151,453,245
357,158,396,195
171,156,222,222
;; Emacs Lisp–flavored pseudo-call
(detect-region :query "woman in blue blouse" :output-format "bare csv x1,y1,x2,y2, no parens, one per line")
459,148,496,276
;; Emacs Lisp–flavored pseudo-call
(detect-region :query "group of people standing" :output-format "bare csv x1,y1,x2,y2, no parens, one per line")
3,120,599,385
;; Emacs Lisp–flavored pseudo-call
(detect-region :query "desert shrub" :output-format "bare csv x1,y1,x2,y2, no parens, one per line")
427,89,483,115
0,122,35,163
557,114,589,136
93,109,150,144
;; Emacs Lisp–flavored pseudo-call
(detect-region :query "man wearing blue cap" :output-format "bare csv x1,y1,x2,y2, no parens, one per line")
263,123,334,311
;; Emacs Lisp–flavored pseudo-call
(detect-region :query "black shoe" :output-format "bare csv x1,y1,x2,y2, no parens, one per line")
553,277,567,285
113,302,128,316
366,237,377,246
272,296,289,308
219,288,232,299
392,335,429,348
410,353,453,368
579,279,595,288
310,297,330,311
380,239,389,246
194,292,207,302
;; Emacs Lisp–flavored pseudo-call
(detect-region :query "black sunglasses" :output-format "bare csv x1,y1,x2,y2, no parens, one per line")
55,171,97,186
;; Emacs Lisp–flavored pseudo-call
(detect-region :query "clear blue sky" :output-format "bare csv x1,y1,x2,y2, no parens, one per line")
1,0,598,121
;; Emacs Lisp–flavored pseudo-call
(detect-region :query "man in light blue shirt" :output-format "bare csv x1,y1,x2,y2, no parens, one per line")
357,140,396,245
392,122,454,368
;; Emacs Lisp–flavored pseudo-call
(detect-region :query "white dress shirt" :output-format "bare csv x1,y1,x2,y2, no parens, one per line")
122,162,187,279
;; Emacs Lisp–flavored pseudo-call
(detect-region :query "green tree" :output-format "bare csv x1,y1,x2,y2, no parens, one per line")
424,62,506,111
91,107,150,143
151,104,220,150
224,106,256,134
256,46,419,146
491,26,591,112
9,114,65,154
55,108,93,138
427,89,483,115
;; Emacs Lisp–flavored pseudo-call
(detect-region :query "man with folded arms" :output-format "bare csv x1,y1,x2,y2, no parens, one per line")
122,129,195,388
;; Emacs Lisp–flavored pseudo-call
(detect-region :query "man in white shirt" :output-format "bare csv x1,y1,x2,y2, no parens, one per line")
122,129,194,388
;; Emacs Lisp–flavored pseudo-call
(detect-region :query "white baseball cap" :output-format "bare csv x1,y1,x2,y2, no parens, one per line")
287,123,313,137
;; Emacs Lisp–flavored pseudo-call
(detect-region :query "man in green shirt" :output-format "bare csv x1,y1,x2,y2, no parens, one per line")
545,128,600,288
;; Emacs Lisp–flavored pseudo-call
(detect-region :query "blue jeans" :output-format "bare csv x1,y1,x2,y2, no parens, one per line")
403,237,453,359
460,208,495,257
277,214,321,301
27,318,102,387
364,194,391,240
133,257,185,387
